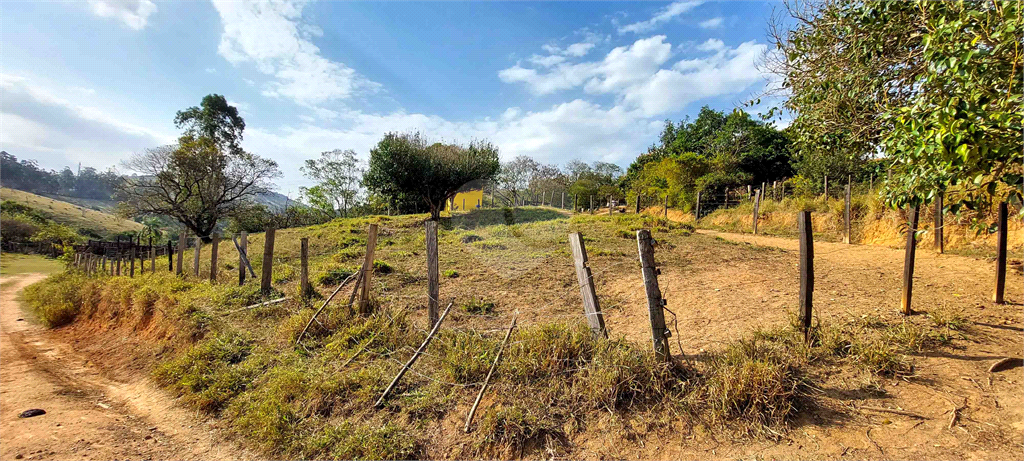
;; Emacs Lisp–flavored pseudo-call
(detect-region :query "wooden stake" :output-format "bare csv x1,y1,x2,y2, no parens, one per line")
752,189,761,234
798,211,814,343
210,233,220,282
590,195,594,214
130,243,136,277
695,191,701,219
116,252,121,276
635,194,641,214
844,177,852,244
901,205,920,315
464,313,518,432
636,229,670,362
608,195,613,215
994,202,1008,304
261,227,276,295
193,236,202,278
149,237,155,273
425,220,440,326
358,224,379,314
934,194,944,254
375,300,454,407
167,240,173,272
176,233,185,276
235,231,253,285
300,237,311,298
824,174,829,198
569,233,607,339
664,195,669,219
295,271,358,344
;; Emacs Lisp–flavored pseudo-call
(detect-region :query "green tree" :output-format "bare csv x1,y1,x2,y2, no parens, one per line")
174,94,246,155
117,96,280,242
300,149,363,217
362,132,500,220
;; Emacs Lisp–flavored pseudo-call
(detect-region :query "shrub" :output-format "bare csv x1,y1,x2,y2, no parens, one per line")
315,267,356,287
460,298,495,315
23,271,88,327
442,269,459,278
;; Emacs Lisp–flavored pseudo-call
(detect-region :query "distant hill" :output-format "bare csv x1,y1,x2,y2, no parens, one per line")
1,187,143,237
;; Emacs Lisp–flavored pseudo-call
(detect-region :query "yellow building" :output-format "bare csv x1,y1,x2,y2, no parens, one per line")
450,188,483,212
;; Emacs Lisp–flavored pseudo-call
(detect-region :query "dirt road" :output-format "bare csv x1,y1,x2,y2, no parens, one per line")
0,273,252,461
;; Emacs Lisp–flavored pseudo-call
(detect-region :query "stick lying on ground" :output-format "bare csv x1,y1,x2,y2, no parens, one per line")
375,300,454,408
465,312,518,432
295,272,358,345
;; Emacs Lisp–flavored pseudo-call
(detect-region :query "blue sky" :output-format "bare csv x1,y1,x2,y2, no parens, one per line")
2,0,786,194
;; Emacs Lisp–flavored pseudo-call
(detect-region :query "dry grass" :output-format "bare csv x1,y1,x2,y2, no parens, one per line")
1,187,143,236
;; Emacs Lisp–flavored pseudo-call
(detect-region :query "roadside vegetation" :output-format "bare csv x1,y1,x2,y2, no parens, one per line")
23,209,970,458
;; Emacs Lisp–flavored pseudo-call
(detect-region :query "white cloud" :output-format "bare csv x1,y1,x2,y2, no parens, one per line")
564,42,596,57
528,54,567,67
205,67,218,74
500,37,769,118
88,0,157,30
617,1,703,34
0,74,172,169
211,0,379,107
696,38,725,52
699,17,724,29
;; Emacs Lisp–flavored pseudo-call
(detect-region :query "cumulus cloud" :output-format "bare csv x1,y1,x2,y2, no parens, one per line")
699,17,724,29
0,74,171,170
211,0,379,107
499,36,769,118
87,0,157,30
617,1,703,34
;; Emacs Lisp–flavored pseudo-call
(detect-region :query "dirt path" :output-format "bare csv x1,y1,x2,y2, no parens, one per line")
0,273,253,461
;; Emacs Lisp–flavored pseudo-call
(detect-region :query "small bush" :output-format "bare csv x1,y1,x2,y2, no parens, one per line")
153,333,267,413
372,260,393,274
443,269,459,278
23,271,87,327
461,298,495,315
461,234,484,244
315,267,355,287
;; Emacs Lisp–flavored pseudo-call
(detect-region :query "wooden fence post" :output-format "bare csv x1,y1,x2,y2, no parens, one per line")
116,252,122,276
149,237,155,273
664,195,669,219
193,236,202,278
426,220,439,327
752,189,761,234
636,230,671,362
590,195,594,214
994,202,1008,304
799,211,814,343
261,227,276,295
102,254,107,272
569,233,607,339
210,233,220,282
561,191,565,209
167,240,173,272
695,191,701,219
176,233,185,276
901,205,920,315
608,196,613,215
844,177,852,244
823,174,829,198
573,194,578,213
300,237,311,299
635,194,641,214
130,244,136,277
358,224,379,314
239,231,248,286
934,194,944,254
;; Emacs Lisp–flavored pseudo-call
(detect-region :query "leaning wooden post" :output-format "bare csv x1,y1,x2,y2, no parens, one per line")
193,236,202,278
358,224,379,315
261,227,276,295
843,177,852,244
636,230,671,362
993,202,1008,304
425,220,440,326
209,233,220,282
798,211,814,343
901,205,920,315
238,231,248,286
376,301,454,407
176,233,185,276
464,313,518,432
752,189,762,234
569,233,607,339
299,237,311,299
934,193,944,254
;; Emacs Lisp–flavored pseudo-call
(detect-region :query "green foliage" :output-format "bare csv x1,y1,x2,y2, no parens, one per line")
300,149,364,218
154,333,266,412
23,271,90,327
442,269,459,278
363,132,500,220
460,297,495,315
173,94,246,155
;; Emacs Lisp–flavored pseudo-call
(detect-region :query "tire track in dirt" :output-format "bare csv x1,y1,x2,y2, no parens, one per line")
0,273,254,461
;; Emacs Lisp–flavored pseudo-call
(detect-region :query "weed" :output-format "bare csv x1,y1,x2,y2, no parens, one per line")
461,297,495,315
443,269,459,278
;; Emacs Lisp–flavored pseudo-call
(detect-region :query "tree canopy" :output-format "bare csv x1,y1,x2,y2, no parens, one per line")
117,96,280,241
362,132,500,220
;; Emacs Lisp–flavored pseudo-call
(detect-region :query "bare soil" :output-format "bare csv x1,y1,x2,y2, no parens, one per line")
0,273,253,461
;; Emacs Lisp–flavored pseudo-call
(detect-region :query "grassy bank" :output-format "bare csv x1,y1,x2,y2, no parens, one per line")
22,208,969,458
698,191,1022,258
